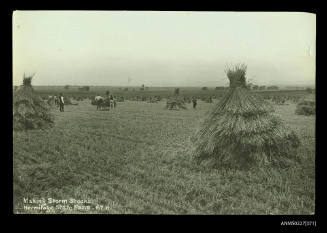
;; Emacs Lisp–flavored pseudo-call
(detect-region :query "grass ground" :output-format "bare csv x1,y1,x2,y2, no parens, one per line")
13,99,315,214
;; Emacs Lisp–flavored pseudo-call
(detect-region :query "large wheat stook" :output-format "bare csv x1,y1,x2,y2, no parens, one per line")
13,75,54,131
192,64,301,167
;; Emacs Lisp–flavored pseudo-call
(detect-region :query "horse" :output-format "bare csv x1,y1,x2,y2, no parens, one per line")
92,96,110,110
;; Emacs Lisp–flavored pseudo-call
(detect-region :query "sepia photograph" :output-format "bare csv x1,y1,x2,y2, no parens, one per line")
13,11,316,215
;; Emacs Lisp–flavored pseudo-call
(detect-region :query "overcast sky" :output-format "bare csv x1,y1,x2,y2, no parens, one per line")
13,11,316,87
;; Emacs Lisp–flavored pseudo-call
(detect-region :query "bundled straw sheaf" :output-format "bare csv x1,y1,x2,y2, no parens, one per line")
166,89,187,110
192,64,300,167
295,94,315,116
166,98,187,110
225,63,247,88
13,77,54,131
63,96,73,105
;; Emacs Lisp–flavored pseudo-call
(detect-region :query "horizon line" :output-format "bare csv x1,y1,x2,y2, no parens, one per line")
16,84,315,88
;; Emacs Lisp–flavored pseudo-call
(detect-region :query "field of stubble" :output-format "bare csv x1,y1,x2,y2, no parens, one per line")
13,99,315,214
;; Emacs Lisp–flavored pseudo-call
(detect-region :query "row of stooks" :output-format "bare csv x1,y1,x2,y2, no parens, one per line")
42,94,310,106
13,65,313,168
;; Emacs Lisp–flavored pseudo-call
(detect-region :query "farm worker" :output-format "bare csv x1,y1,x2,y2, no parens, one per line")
59,93,65,112
109,94,114,108
113,97,117,108
192,96,197,109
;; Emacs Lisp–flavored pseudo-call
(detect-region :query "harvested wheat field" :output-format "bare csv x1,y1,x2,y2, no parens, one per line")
13,99,315,214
